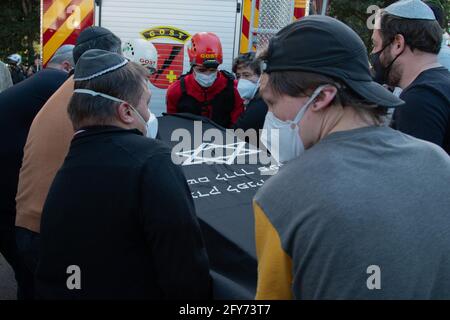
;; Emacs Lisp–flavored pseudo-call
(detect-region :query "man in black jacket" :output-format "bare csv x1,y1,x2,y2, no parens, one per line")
371,0,450,153
232,52,268,144
35,49,211,299
0,51,70,299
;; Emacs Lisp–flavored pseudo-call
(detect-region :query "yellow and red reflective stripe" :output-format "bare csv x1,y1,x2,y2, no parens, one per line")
240,0,259,53
42,0,73,34
240,0,308,53
42,0,94,65
294,0,308,20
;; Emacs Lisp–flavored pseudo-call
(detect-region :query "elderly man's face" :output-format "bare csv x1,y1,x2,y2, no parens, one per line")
235,65,259,82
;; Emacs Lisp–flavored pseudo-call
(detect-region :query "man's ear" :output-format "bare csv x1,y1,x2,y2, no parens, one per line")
310,86,338,112
392,34,406,55
116,102,135,124
62,61,73,72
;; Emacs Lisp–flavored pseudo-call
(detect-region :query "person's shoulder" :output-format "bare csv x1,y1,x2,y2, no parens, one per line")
218,70,235,81
401,71,450,106
47,75,73,98
33,77,73,119
116,133,172,163
127,136,180,177
166,77,182,96
218,70,238,87
256,128,402,202
408,67,450,90
16,69,67,97
42,68,68,78
373,127,450,168
400,132,450,160
248,96,268,110
255,145,331,205
33,68,68,84
254,147,339,229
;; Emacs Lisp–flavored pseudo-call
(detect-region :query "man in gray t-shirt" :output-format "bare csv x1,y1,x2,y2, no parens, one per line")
256,126,450,299
254,14,450,300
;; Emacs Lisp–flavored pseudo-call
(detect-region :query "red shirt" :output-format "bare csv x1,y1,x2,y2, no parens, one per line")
166,71,244,127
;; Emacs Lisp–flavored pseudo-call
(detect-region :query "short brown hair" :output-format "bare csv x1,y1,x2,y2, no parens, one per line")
379,12,442,54
232,52,261,76
263,68,387,123
68,61,148,130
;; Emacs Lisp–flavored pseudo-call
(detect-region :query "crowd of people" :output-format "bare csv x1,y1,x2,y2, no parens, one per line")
0,45,75,94
0,0,450,300
0,53,42,89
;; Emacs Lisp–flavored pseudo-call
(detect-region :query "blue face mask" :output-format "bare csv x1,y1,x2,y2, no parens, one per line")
73,89,158,138
194,70,217,87
237,78,259,101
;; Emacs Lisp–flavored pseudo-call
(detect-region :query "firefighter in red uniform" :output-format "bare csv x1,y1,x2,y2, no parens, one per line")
166,32,244,128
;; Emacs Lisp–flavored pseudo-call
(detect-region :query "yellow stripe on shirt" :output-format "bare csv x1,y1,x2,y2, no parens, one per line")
253,201,294,300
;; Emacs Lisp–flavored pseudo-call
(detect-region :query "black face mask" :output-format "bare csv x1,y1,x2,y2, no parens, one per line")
369,42,404,85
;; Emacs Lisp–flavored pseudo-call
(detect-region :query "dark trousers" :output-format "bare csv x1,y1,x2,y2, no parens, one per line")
0,226,17,266
15,227,40,300
0,225,21,299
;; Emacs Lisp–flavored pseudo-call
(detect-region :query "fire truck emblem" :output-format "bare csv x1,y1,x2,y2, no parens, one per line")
142,26,190,43
141,26,191,89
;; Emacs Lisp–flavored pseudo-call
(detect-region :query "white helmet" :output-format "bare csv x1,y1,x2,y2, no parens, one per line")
7,53,22,66
122,39,158,74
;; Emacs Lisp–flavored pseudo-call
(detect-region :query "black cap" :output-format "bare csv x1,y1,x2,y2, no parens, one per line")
76,26,114,46
74,49,128,81
263,15,404,108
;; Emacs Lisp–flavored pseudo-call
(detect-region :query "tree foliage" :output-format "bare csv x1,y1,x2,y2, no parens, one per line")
0,0,40,65
328,0,450,50
328,0,396,49
427,0,450,31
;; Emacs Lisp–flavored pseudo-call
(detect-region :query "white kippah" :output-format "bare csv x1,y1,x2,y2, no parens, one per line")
385,0,437,20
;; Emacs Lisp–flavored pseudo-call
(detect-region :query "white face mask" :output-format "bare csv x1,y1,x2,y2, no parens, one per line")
129,105,158,139
260,85,327,164
237,78,259,101
146,112,158,139
194,70,217,87
73,89,156,138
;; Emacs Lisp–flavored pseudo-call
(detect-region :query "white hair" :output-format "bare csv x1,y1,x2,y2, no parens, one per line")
48,44,75,68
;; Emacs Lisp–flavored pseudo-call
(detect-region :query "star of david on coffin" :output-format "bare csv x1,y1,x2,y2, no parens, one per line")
176,142,261,166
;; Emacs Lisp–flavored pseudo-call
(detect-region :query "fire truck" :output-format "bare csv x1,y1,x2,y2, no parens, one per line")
41,0,316,115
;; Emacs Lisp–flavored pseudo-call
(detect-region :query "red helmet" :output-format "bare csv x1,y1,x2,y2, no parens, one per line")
187,32,223,68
